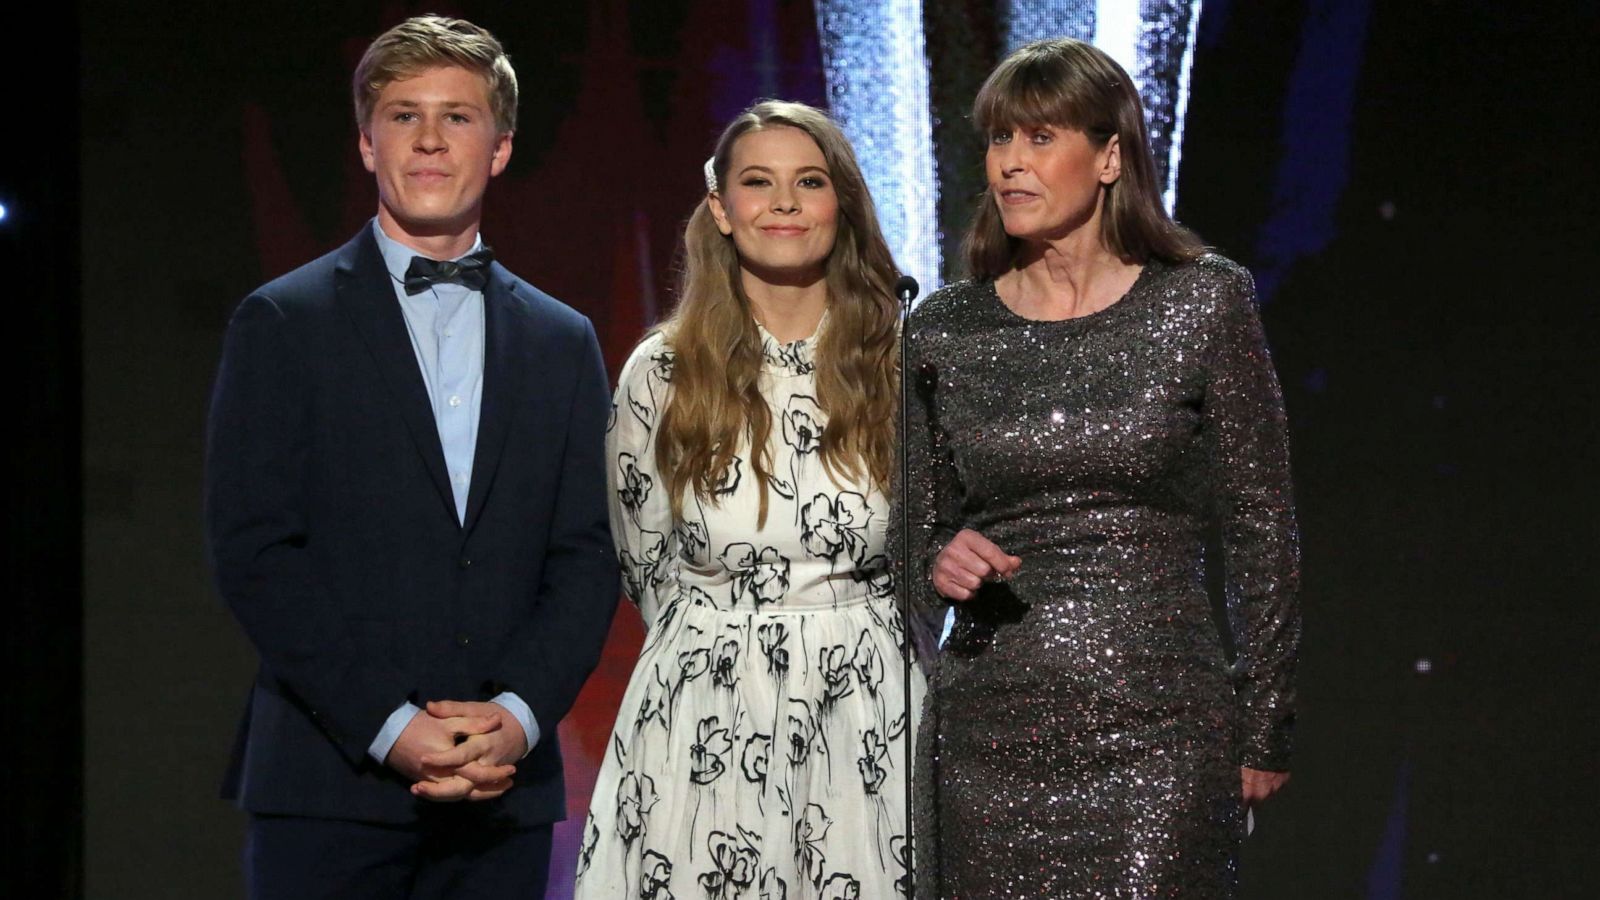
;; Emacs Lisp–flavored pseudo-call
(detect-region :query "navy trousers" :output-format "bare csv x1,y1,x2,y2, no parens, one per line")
245,812,552,900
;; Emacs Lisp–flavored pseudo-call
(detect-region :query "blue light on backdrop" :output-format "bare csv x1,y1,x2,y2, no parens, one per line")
814,0,940,289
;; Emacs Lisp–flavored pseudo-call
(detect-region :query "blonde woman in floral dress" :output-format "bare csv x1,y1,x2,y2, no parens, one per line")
573,101,925,900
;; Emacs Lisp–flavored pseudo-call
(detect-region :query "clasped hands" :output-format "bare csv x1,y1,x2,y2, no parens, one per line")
386,700,527,802
931,528,1291,806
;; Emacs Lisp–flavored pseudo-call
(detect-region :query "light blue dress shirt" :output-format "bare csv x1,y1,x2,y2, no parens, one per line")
366,219,539,764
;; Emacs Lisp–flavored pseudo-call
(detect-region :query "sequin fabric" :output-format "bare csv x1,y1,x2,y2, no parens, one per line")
901,255,1300,898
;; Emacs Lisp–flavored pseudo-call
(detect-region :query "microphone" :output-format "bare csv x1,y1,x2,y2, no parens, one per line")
895,272,919,875
895,275,920,305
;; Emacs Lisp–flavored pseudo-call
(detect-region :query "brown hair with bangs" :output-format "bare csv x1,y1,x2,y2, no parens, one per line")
353,15,519,135
654,101,901,527
963,38,1204,279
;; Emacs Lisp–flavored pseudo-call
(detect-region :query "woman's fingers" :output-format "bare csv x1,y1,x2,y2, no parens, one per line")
968,537,1022,579
932,529,1022,600
1240,767,1290,806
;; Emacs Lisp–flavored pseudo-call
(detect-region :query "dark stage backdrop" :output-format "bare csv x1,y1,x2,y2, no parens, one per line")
78,1,1595,898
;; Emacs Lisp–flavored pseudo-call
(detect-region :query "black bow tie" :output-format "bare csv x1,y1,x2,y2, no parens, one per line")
403,247,494,295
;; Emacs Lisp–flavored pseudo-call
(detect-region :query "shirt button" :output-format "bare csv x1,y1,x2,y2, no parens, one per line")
444,329,454,337
448,395,462,407
454,471,468,484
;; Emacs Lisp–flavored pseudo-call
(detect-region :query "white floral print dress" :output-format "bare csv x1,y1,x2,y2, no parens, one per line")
574,321,926,900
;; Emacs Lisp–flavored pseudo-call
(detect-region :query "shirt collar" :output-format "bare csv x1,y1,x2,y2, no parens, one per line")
370,218,486,287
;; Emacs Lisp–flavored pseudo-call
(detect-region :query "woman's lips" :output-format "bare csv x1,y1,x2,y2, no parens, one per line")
761,225,808,236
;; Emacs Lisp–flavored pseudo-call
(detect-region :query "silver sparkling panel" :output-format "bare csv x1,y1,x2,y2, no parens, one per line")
814,0,941,289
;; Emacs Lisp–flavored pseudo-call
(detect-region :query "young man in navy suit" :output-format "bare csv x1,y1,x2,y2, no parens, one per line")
205,16,618,898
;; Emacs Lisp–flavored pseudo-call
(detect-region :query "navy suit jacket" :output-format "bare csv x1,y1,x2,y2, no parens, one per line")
205,227,619,825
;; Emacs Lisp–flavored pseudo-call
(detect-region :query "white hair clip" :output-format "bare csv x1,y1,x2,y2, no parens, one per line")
703,156,718,193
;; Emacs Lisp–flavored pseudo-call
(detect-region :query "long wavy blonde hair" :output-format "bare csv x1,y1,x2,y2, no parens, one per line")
654,100,901,527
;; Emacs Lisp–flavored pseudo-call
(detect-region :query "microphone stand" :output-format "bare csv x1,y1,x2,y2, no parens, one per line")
894,274,919,893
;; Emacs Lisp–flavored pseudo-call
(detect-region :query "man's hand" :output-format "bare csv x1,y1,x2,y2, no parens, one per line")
409,700,530,802
1241,767,1290,807
386,708,516,802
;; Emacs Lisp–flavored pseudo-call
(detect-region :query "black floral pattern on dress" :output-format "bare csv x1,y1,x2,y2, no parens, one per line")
627,349,675,433
698,829,761,899
616,772,659,845
689,715,733,785
679,647,711,685
618,453,653,517
761,329,816,376
680,584,719,611
851,554,895,599
675,519,708,559
781,395,823,456
819,874,862,900
817,643,855,709
890,836,911,897
757,622,790,678
621,530,668,603
641,850,676,900
719,543,791,607
764,335,818,376
634,666,671,734
857,729,888,795
759,867,788,900
741,733,772,788
800,491,873,565
711,627,741,690
793,803,833,888
711,456,743,497
850,631,883,699
648,349,675,382
785,699,821,768
576,819,599,879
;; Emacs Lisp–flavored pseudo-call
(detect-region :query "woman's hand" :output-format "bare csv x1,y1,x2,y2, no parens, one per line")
931,528,1022,601
1241,767,1289,807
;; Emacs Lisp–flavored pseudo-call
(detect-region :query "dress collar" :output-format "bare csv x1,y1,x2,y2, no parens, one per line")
755,310,826,376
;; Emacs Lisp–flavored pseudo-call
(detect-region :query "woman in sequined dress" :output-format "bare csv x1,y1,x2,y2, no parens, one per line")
904,39,1300,898
574,101,925,900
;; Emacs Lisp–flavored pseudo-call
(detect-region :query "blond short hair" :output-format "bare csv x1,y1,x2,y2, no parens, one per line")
352,15,518,134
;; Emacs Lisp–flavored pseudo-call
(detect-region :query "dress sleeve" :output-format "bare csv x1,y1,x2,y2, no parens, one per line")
894,313,968,620
1200,263,1302,771
607,334,679,628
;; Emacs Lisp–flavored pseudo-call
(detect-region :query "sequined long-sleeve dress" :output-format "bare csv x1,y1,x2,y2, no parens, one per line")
575,323,926,900
904,255,1300,898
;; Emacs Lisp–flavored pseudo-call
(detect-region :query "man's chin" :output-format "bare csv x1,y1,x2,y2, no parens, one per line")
382,206,478,239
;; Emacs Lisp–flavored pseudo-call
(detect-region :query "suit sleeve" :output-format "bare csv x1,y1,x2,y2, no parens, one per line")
492,318,621,731
1200,264,1302,771
204,293,413,766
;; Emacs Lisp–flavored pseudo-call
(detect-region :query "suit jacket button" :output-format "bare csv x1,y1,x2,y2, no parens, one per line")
459,557,472,569
456,635,471,647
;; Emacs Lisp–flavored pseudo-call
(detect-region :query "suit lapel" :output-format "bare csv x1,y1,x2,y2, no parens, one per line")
462,265,527,532
336,230,458,524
